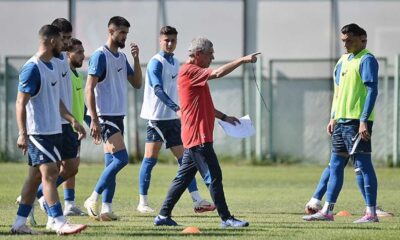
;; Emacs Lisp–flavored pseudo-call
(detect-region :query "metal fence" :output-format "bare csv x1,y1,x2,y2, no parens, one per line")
1,55,399,165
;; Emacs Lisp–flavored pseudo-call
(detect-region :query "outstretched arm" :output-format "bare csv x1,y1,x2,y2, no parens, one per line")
208,52,261,80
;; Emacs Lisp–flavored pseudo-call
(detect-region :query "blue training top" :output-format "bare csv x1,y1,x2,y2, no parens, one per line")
87,45,134,82
19,60,53,96
147,51,180,112
334,53,379,122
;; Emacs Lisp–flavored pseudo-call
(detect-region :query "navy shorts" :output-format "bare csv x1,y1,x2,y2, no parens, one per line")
59,124,79,160
331,120,373,154
145,119,182,149
100,116,125,143
28,134,62,166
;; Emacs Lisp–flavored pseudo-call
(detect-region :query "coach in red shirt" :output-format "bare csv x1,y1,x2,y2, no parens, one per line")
154,37,260,228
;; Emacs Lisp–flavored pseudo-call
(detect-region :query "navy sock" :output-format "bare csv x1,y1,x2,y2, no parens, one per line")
64,189,75,201
47,202,63,218
139,157,157,195
95,150,128,201
312,166,330,200
17,204,32,217
354,153,377,206
178,157,198,192
102,153,115,203
326,153,347,203
37,176,65,199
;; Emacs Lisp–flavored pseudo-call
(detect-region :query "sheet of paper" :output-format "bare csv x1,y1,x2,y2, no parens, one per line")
218,115,255,138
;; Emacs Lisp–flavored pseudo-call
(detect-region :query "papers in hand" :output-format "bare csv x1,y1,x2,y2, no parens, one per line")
218,115,255,138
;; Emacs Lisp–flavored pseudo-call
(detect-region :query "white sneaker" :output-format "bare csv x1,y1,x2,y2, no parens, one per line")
100,212,119,221
64,206,88,216
46,219,56,231
84,198,98,219
137,204,155,213
376,206,394,217
15,196,37,227
304,199,322,214
194,199,216,213
37,196,46,212
10,224,39,235
56,222,87,235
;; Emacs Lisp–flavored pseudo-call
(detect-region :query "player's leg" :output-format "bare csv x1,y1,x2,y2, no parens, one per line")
137,141,162,213
155,148,198,226
303,123,348,221
192,143,248,228
85,117,128,220
11,166,41,234
305,165,329,214
36,124,78,208
170,145,215,213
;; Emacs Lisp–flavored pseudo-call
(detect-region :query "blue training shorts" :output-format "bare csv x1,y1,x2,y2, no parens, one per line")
331,120,373,154
59,124,79,160
100,116,125,143
28,134,62,166
145,119,182,149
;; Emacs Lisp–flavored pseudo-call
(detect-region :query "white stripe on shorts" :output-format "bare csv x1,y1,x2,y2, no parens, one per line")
101,119,121,132
148,120,166,142
29,136,57,162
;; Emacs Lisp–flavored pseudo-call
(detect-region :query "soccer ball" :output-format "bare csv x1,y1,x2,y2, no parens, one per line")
304,201,322,214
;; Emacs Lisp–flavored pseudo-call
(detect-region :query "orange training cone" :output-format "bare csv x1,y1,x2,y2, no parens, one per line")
336,210,352,216
182,226,201,234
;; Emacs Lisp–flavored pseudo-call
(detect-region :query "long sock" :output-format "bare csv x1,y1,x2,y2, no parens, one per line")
354,153,377,208
101,202,112,213
13,204,32,228
37,176,65,199
354,167,367,202
94,150,128,201
102,153,115,203
139,194,149,206
138,157,157,195
64,188,75,201
312,166,330,200
321,202,335,215
190,190,203,203
177,157,198,192
326,153,347,203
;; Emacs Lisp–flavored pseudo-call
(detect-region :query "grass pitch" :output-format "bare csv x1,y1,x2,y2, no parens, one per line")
0,162,399,239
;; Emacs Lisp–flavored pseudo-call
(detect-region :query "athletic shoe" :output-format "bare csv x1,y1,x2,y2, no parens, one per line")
84,198,98,219
376,206,394,217
137,204,155,213
46,219,56,231
194,199,216,213
10,224,39,235
154,215,178,226
302,211,334,221
220,216,249,228
353,214,379,223
100,212,119,221
304,200,322,214
15,196,37,227
64,206,88,216
56,222,87,235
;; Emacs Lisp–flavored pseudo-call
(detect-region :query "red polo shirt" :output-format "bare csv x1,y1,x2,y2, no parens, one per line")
178,63,215,148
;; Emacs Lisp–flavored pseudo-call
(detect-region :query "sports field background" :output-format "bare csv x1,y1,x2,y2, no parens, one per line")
1,0,400,164
1,163,400,239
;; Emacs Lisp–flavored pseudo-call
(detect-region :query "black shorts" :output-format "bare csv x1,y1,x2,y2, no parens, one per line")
145,119,182,149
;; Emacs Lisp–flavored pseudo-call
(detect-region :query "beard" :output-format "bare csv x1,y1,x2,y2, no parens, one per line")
52,48,61,56
72,60,83,68
117,40,125,49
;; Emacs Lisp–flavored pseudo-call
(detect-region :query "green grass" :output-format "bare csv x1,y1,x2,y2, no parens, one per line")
0,163,400,239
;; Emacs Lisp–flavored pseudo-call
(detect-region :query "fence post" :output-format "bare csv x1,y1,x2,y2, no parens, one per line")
243,65,252,160
394,55,400,167
255,56,262,161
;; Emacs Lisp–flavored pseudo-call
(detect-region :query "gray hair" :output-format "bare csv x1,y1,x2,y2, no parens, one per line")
188,37,213,56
